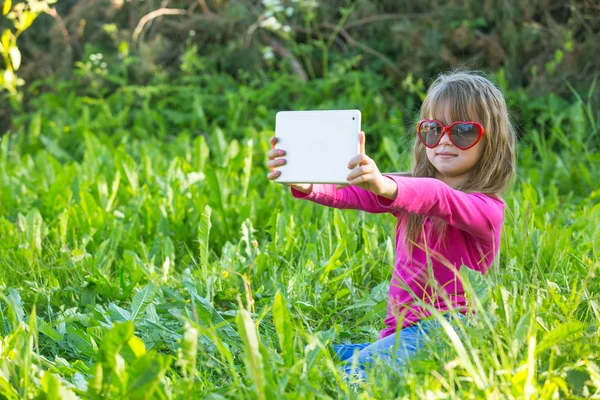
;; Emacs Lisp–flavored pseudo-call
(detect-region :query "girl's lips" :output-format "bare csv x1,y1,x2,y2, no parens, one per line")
437,153,457,158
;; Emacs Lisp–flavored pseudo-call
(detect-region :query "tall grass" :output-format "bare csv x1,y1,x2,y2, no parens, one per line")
0,71,598,398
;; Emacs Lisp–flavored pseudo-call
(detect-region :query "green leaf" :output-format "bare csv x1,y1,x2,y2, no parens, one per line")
536,322,586,355
126,352,170,399
272,291,294,366
41,372,78,400
71,249,86,263
129,284,155,322
98,322,134,370
237,308,266,399
66,326,97,358
459,265,491,306
108,303,131,322
6,288,24,325
0,373,19,399
198,204,212,275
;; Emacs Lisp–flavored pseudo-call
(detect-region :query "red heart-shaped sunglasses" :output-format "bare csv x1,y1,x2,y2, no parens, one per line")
417,119,485,150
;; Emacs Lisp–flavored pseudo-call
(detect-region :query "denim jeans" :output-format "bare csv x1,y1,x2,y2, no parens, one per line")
332,313,467,379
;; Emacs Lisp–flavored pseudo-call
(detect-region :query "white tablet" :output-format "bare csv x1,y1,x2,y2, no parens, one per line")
274,110,361,184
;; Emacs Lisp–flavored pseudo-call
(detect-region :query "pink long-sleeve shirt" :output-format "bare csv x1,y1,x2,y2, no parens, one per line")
291,175,504,339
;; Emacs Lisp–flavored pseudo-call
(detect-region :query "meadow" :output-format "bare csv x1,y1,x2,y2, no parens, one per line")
0,67,599,399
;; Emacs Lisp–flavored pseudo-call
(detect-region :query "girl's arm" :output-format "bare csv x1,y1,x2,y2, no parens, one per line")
374,175,505,241
290,184,393,214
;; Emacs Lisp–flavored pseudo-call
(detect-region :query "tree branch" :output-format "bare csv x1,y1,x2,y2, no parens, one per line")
262,34,308,82
344,13,432,30
133,8,187,43
320,23,402,77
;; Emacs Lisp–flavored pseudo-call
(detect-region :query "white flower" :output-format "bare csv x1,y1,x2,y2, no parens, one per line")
262,47,274,60
260,16,282,31
262,0,280,8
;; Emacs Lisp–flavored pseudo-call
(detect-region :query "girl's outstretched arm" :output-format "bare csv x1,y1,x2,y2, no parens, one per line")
375,176,505,242
290,184,392,214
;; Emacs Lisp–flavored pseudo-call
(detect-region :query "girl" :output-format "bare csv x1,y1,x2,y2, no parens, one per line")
266,71,516,378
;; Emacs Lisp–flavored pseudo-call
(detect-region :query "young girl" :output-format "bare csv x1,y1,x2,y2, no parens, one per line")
266,71,516,378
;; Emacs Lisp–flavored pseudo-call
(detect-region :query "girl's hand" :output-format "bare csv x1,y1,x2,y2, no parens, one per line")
266,136,313,194
346,132,397,199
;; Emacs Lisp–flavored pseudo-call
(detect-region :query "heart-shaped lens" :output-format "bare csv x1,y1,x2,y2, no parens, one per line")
419,121,443,147
450,123,479,149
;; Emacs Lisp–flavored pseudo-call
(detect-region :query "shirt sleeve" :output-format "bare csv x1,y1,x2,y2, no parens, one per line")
290,184,393,214
375,175,505,241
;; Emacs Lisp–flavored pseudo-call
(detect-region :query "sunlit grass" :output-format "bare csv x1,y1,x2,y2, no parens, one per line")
0,72,598,398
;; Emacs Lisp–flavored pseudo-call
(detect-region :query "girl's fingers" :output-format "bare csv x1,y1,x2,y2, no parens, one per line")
267,158,286,170
346,165,372,181
359,131,366,155
267,148,286,160
348,173,373,185
348,154,371,169
270,136,278,148
267,170,281,180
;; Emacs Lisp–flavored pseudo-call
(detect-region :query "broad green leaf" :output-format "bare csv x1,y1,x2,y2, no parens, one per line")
237,308,266,399
6,288,24,324
108,303,131,322
66,326,97,358
98,322,134,370
183,282,239,341
127,336,147,359
459,265,491,307
319,238,346,283
129,284,155,322
272,291,294,366
536,322,586,355
125,352,170,399
0,374,19,399
71,249,86,262
122,153,139,195
41,372,78,400
198,204,212,276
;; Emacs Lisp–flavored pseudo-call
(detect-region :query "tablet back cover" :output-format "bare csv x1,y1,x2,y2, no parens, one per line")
274,110,361,184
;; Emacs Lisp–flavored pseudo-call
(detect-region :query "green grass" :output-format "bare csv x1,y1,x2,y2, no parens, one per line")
0,70,598,399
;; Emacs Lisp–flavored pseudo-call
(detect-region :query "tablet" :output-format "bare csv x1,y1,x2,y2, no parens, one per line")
274,110,361,184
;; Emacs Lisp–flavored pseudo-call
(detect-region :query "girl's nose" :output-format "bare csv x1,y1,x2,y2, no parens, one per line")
438,129,453,146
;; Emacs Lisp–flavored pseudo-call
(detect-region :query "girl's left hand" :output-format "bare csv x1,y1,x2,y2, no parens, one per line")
344,131,395,197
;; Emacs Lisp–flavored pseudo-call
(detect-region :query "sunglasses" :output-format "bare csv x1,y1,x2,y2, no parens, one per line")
417,119,485,150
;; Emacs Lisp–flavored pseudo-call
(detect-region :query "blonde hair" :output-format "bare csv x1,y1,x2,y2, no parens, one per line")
403,70,516,251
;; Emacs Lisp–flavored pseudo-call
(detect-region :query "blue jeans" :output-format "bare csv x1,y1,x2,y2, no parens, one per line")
332,313,467,379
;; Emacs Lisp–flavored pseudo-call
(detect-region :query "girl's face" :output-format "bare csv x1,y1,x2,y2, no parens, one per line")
425,105,485,187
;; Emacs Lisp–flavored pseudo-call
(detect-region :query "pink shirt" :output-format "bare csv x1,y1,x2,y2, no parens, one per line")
291,175,504,339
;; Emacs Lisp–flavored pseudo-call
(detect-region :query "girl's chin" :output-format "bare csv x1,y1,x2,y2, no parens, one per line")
435,167,468,178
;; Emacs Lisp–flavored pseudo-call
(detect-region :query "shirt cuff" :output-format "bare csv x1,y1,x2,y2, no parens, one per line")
375,176,399,207
290,185,315,199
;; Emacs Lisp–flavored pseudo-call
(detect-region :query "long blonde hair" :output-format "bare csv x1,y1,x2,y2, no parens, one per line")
403,71,516,251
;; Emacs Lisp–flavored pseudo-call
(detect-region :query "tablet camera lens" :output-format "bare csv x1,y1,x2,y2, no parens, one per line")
352,117,355,120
